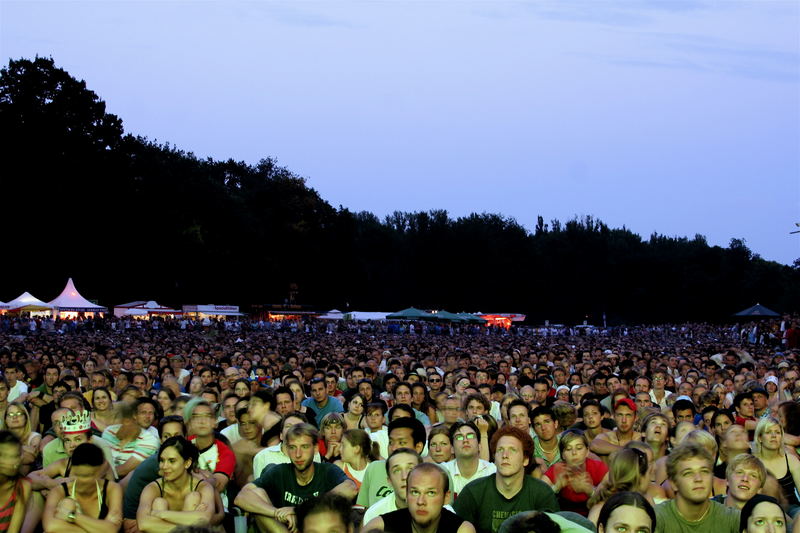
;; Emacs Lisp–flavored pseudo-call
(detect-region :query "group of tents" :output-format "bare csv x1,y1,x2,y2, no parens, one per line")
0,278,106,315
319,307,491,323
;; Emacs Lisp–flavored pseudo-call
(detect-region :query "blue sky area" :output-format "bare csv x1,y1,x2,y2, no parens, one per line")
2,1,799,264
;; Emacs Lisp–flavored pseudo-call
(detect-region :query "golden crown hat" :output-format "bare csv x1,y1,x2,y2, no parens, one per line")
60,411,92,434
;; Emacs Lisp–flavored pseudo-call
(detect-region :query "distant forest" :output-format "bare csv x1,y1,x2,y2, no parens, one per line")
2,57,798,324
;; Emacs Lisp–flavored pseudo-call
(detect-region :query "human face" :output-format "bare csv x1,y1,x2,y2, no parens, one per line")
388,452,418,502
286,434,315,473
411,387,426,408
348,396,364,416
323,422,343,444
70,463,104,489
302,511,352,533
63,432,89,456
714,415,733,438
281,416,304,441
734,375,746,391
44,368,59,387
652,374,666,391
0,443,20,477
310,382,327,403
91,374,105,389
453,425,478,459
520,386,535,404
132,375,147,391
532,415,558,441
494,435,529,478
389,427,418,454
634,379,650,394
159,445,191,481
157,391,173,413
509,406,530,432
238,413,260,441
729,463,763,502
466,400,486,418
428,374,442,391
366,409,385,431
136,403,156,429
4,406,26,430
275,393,294,416
222,397,239,422
443,398,461,424
598,505,652,533
675,409,694,424
407,469,447,529
738,398,755,418
645,416,669,444
671,456,713,503
0,383,8,403
582,406,601,429
759,424,783,452
752,393,768,412
93,390,111,411
562,437,589,467
234,382,250,398
190,405,216,436
160,422,184,443
394,385,411,406
428,434,452,463
746,501,786,533
614,406,636,434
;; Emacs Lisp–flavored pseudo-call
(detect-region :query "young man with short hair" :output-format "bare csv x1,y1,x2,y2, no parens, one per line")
441,421,496,499
590,398,640,459
366,462,476,533
235,423,357,533
362,448,422,524
302,377,343,426
655,442,739,533
712,454,767,510
453,426,558,533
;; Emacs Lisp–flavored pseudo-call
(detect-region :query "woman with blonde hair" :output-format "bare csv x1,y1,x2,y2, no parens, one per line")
752,416,800,517
4,402,40,475
334,429,380,490
587,446,663,525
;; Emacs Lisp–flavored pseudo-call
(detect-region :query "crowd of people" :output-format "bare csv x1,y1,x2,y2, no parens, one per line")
0,313,797,533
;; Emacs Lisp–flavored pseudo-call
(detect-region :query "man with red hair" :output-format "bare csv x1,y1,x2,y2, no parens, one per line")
453,426,558,533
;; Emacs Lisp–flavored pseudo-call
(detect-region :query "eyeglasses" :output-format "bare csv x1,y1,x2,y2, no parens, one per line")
454,433,476,441
5,412,24,418
429,378,442,383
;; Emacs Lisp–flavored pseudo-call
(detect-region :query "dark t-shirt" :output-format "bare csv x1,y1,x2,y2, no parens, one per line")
253,462,348,507
453,475,559,533
382,508,465,533
122,454,160,519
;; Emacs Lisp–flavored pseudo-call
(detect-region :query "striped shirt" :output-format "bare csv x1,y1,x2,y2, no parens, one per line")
101,425,159,468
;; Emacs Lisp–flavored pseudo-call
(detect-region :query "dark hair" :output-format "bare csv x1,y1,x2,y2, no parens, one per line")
388,403,415,421
280,412,310,433
0,431,20,447
159,436,199,470
388,417,426,448
672,399,696,417
733,392,753,410
740,494,784,533
449,420,481,445
385,447,422,475
158,415,186,437
597,492,656,532
296,492,353,533
251,388,274,408
71,443,104,467
530,405,555,423
501,511,560,533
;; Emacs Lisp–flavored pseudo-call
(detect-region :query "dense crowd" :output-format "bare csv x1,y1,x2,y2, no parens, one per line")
0,314,797,533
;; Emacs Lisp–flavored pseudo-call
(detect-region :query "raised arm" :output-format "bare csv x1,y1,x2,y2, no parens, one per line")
590,432,621,456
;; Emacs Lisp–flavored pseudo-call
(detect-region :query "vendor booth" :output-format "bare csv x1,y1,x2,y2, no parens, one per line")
114,301,182,318
5,291,53,316
182,304,244,319
48,278,106,318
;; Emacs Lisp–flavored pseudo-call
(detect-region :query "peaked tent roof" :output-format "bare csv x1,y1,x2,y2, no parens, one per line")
430,310,467,322
5,292,52,311
734,303,780,317
113,300,180,316
386,307,435,320
48,278,106,311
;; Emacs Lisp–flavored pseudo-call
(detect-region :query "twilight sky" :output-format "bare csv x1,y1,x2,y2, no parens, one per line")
3,1,799,264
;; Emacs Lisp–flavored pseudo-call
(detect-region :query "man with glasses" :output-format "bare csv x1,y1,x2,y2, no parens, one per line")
428,372,444,394
649,369,671,409
441,421,496,500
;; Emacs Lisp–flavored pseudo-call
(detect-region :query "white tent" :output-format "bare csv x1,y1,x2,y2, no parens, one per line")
318,309,345,320
114,301,181,318
345,311,389,321
48,278,106,313
5,291,53,312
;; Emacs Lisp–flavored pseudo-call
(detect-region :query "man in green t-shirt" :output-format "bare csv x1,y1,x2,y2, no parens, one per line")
655,442,740,533
453,426,558,533
235,423,357,532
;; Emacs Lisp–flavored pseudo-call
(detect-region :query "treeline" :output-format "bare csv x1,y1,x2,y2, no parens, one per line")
1,57,798,324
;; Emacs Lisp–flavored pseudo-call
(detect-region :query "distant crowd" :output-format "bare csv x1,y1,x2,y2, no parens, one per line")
0,314,797,533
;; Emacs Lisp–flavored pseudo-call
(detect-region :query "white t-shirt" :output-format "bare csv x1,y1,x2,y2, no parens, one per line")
8,381,28,402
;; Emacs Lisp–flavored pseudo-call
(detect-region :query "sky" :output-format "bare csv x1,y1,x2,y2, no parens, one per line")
3,0,799,265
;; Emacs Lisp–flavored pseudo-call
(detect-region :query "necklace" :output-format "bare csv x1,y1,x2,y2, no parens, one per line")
675,500,711,523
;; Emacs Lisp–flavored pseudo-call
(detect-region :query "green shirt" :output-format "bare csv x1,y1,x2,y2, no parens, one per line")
655,499,740,533
453,475,559,533
356,460,394,507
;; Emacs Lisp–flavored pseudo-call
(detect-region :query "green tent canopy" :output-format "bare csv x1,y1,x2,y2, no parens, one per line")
386,307,435,320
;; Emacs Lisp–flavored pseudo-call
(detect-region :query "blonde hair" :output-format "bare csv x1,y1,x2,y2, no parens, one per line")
754,416,784,457
5,402,32,439
587,447,648,507
682,429,718,458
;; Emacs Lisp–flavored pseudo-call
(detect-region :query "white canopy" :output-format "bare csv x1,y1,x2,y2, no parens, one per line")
318,309,345,320
114,300,181,317
48,278,106,312
345,311,389,321
5,291,53,311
